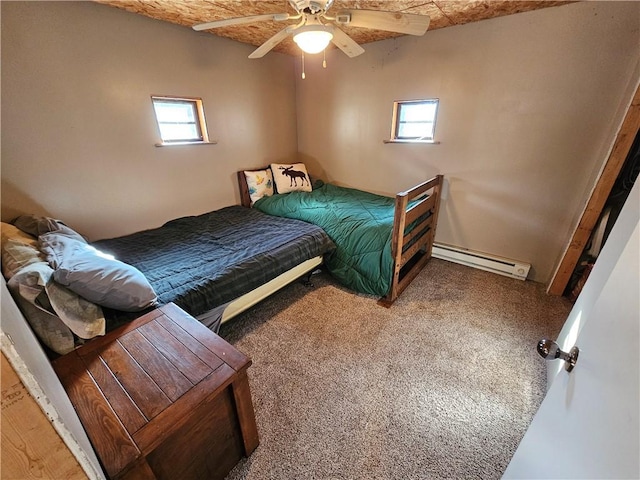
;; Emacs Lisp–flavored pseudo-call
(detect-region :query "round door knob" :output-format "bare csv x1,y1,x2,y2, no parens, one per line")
537,338,579,372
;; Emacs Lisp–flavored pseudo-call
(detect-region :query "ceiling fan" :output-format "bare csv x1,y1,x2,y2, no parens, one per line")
192,0,430,59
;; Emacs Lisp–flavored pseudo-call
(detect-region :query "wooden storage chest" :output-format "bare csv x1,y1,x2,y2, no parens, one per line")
53,303,258,479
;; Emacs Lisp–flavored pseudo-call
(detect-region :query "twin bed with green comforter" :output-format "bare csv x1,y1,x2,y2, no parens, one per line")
239,170,443,304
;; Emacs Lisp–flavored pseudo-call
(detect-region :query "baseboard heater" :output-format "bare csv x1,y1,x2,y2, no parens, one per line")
431,242,531,280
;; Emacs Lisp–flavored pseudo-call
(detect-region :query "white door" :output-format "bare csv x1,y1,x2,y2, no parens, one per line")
503,183,639,479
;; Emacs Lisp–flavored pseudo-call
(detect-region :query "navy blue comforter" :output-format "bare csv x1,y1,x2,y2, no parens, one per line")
92,206,334,317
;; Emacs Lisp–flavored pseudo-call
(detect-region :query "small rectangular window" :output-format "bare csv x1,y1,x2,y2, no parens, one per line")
390,99,439,143
151,96,211,145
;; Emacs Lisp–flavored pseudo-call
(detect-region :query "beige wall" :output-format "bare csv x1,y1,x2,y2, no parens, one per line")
3,2,639,282
295,1,640,282
1,1,298,240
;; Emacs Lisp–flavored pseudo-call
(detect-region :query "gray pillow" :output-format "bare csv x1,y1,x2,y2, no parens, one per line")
14,214,87,242
40,232,158,312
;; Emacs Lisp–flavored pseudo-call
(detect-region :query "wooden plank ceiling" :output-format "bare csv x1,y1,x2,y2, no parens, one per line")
95,1,570,56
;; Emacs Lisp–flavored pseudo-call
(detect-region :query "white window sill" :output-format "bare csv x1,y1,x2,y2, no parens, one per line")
155,140,218,147
383,139,440,144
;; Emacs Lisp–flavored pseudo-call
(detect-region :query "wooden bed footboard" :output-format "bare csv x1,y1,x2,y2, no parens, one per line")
380,174,444,306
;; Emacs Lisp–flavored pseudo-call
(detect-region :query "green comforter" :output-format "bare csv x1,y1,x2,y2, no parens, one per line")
254,183,395,296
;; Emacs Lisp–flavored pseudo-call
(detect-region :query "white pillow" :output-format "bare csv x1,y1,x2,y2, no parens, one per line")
271,163,312,194
244,169,274,205
1,222,42,280
2,239,45,280
1,222,38,248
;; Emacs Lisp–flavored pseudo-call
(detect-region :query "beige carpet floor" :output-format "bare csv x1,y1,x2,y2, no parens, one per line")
219,259,572,480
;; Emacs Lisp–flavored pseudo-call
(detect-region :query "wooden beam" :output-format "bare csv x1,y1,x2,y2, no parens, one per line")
547,83,640,295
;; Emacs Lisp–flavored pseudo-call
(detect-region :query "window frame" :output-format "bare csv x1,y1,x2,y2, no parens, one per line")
387,99,439,144
151,95,214,146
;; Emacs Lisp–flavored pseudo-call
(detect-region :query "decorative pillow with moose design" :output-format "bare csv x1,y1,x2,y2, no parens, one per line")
270,163,312,194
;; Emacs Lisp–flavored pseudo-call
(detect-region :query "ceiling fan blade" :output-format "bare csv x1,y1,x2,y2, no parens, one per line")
248,26,295,59
338,9,430,36
331,28,365,58
193,13,290,31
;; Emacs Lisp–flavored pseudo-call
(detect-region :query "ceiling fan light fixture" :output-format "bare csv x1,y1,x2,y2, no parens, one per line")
293,25,334,54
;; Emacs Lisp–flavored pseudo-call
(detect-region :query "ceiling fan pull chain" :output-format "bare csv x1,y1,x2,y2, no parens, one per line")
301,52,306,79
323,49,327,68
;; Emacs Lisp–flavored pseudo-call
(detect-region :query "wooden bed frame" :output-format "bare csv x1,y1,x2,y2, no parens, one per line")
383,174,443,305
238,170,443,306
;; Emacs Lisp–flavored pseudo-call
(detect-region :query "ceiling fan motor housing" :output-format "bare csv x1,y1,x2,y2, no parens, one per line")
289,0,334,14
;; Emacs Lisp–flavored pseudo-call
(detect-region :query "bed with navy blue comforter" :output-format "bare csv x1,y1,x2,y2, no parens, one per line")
92,205,334,328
